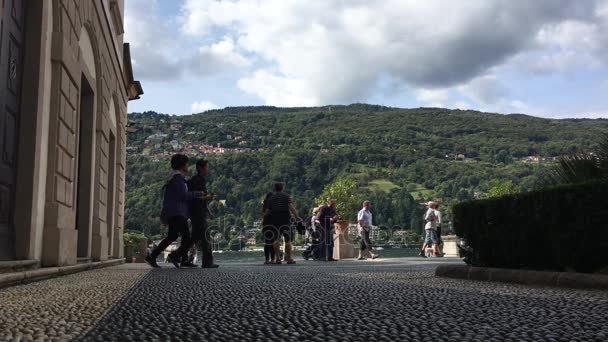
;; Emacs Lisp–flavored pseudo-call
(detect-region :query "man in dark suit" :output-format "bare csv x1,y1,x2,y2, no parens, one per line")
187,159,219,268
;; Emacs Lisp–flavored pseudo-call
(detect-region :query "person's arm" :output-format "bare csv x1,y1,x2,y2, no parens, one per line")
357,210,365,227
170,177,202,201
288,203,301,221
424,208,432,222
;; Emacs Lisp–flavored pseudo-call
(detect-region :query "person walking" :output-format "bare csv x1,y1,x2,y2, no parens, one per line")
303,207,321,260
146,154,205,268
269,182,302,264
316,199,338,261
262,192,277,264
418,201,439,257
187,159,218,268
357,201,379,260
435,204,444,257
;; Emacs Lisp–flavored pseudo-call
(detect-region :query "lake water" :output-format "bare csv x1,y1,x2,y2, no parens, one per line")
212,247,421,264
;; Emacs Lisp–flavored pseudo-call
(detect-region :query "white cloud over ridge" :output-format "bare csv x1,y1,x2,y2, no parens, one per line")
191,101,220,113
125,0,608,117
177,0,606,108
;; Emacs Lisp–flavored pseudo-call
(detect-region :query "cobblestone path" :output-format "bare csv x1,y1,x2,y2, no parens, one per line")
1,259,607,341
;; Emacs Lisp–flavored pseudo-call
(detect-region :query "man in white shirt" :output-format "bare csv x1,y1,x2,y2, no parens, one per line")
357,201,379,260
419,201,439,257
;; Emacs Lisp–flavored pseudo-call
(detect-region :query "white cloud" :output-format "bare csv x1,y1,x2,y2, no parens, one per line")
125,0,181,81
458,75,509,105
191,101,220,113
514,1,608,75
414,88,450,108
191,36,251,75
237,70,319,106
178,0,603,106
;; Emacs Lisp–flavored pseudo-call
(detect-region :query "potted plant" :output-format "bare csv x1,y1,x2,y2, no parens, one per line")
123,232,147,263
316,176,362,259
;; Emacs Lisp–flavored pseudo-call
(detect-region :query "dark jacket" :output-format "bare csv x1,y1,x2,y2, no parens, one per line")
160,173,200,223
187,174,208,218
317,205,336,227
262,197,272,226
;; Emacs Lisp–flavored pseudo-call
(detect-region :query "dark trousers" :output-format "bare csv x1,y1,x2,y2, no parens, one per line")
271,212,292,243
310,230,321,259
151,216,191,261
437,225,443,245
360,229,372,251
317,224,334,261
262,225,277,261
191,215,214,266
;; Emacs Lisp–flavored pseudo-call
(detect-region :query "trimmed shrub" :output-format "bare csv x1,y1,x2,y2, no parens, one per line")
453,181,608,273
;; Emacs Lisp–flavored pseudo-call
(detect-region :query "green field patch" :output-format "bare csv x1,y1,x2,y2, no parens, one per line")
366,179,401,193
405,183,436,199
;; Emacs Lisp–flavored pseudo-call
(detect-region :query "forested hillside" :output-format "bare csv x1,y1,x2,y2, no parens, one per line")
125,104,608,236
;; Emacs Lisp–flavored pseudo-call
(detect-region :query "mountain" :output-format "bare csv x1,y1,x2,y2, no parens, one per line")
125,105,608,235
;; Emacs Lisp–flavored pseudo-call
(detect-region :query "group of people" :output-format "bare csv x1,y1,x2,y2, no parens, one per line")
299,199,379,262
419,201,444,257
145,154,444,269
145,154,218,269
260,183,302,264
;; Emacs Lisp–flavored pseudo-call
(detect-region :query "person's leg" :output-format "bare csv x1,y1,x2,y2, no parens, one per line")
271,224,281,264
358,233,366,259
436,226,444,256
170,216,192,263
327,225,335,261
150,224,179,258
184,216,202,266
316,225,327,261
146,220,180,267
311,234,320,260
420,230,432,257
269,242,275,261
365,231,376,259
199,218,216,268
431,230,439,256
263,245,270,262
282,225,295,264
188,244,197,263
262,227,270,262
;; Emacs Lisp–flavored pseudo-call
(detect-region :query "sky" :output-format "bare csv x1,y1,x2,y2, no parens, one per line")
125,0,608,118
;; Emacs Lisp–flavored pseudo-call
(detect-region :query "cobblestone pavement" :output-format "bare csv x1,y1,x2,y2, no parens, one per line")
2,259,607,342
0,264,148,341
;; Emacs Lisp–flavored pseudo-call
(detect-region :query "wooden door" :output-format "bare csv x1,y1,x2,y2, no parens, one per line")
0,0,26,260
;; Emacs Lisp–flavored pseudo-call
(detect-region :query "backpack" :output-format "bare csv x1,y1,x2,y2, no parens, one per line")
159,174,180,225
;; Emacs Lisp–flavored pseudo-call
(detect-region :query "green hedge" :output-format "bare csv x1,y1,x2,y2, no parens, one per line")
453,181,608,273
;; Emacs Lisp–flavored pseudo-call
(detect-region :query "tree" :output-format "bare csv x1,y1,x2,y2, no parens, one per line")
487,180,520,198
551,133,608,184
316,176,362,222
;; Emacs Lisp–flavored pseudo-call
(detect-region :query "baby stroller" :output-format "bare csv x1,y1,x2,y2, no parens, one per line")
302,219,320,260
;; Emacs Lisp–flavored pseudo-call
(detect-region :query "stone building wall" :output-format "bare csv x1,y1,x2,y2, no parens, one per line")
7,0,141,267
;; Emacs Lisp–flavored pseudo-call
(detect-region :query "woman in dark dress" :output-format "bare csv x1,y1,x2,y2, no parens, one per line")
261,192,276,264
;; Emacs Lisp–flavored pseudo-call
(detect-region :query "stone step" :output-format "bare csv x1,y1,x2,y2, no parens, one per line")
77,257,90,264
0,260,39,274
0,259,125,288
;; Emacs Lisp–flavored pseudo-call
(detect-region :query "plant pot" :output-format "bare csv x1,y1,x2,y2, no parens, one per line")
124,246,134,262
333,220,354,260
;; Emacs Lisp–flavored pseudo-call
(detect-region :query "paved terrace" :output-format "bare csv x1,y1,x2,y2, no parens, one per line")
0,258,606,342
